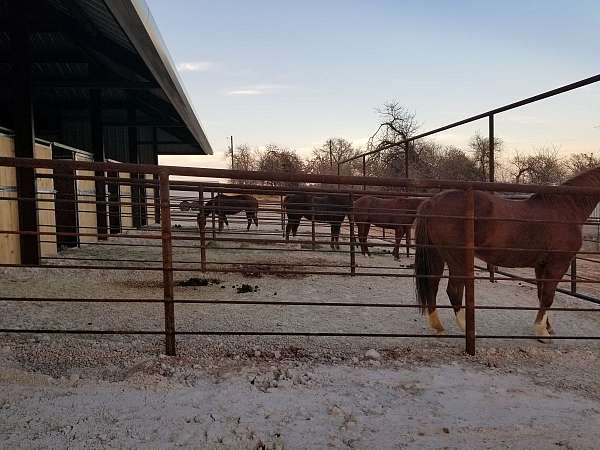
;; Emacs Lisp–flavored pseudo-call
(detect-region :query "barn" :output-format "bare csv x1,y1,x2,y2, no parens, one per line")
0,0,212,264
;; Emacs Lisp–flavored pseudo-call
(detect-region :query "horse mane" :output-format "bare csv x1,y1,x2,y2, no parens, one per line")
531,165,600,214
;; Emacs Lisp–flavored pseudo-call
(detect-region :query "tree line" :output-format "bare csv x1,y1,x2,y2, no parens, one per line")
227,102,599,186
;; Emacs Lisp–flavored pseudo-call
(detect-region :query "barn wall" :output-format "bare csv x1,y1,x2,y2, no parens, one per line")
0,135,57,263
75,152,97,244
145,173,156,225
0,135,20,264
119,172,133,229
34,143,57,258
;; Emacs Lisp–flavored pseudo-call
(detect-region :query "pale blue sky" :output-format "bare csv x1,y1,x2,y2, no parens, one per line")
147,0,600,169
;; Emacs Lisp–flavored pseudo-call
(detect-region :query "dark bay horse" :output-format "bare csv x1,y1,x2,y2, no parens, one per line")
284,193,352,250
415,167,600,338
353,196,425,259
181,194,259,231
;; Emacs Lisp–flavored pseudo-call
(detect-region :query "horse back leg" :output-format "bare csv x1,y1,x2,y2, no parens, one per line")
425,257,445,334
246,213,251,231
446,265,467,332
393,228,402,260
333,223,341,250
534,262,566,340
405,225,411,257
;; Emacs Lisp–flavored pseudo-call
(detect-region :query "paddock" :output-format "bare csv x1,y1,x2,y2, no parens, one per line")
2,158,600,449
1,157,600,357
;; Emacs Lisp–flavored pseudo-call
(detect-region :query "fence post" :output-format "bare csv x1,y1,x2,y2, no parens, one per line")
210,189,216,240
311,195,316,251
199,185,206,272
465,188,476,355
571,258,577,294
362,155,366,191
159,170,176,356
280,195,285,237
488,113,496,283
349,192,356,275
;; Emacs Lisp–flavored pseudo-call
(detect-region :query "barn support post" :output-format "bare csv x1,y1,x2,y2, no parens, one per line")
465,188,476,355
571,258,577,294
128,106,142,229
91,88,108,240
311,195,316,251
488,114,496,283
349,192,356,275
159,171,176,356
152,129,160,224
199,185,206,272
11,10,40,265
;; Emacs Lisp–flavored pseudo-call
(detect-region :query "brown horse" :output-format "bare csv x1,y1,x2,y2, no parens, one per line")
181,194,259,231
415,167,600,338
284,193,352,250
353,196,425,259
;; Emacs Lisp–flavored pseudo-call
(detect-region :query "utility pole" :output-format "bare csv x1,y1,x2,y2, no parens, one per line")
230,135,234,170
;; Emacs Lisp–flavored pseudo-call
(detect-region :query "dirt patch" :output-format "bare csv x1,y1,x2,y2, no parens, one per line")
236,283,259,294
116,279,164,289
225,263,309,279
177,277,222,287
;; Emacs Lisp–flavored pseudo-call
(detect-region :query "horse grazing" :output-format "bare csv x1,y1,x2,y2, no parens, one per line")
353,195,425,259
284,193,352,249
183,194,259,231
414,167,600,338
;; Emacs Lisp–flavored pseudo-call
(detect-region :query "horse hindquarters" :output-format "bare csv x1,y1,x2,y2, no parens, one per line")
414,214,445,333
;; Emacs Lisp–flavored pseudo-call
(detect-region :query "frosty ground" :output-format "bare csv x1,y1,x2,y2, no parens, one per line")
1,216,599,449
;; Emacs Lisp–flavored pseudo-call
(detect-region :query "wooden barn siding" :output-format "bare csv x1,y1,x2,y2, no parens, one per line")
35,143,57,258
0,135,57,263
145,173,156,225
75,152,97,244
0,135,20,263
119,172,133,229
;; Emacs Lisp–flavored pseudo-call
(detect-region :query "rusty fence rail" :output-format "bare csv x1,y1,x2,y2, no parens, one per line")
0,157,600,356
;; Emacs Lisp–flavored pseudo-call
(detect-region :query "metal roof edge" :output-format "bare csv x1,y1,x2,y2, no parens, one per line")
103,0,213,155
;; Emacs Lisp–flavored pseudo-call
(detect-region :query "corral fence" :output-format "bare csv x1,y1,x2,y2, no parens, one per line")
1,156,600,356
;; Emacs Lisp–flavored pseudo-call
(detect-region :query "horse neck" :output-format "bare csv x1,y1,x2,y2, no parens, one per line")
534,167,600,221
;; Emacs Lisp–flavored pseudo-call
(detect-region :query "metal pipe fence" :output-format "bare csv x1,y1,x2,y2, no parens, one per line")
0,157,600,357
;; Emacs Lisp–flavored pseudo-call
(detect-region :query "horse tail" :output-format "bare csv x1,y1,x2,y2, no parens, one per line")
414,202,442,314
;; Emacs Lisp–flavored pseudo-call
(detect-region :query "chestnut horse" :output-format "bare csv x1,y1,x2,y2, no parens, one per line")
415,167,600,338
181,194,258,231
353,196,425,259
284,193,352,250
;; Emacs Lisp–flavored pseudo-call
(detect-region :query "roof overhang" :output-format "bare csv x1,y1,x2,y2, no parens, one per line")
105,0,212,155
0,0,213,156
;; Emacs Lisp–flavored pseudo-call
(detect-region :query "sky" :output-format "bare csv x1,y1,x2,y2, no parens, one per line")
146,0,600,169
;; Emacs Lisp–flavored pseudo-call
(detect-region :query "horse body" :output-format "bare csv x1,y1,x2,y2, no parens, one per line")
185,194,259,231
415,167,600,338
353,196,425,259
284,193,352,249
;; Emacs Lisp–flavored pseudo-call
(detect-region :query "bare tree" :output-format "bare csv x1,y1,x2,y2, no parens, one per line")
566,152,600,176
366,102,419,177
305,138,362,176
256,144,304,187
468,133,503,181
510,147,566,185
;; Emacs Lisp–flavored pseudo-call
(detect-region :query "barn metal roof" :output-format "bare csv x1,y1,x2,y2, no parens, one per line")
0,0,213,157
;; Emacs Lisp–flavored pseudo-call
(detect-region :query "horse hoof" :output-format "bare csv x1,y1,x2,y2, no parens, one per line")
534,323,551,343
